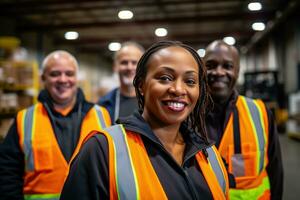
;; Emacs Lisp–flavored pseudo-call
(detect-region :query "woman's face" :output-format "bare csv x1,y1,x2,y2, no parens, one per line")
140,46,199,127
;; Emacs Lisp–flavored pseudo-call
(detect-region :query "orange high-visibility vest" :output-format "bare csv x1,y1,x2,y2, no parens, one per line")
101,125,229,200
16,102,111,200
218,96,270,199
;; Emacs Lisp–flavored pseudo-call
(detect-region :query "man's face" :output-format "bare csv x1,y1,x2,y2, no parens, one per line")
204,44,239,103
42,54,78,106
114,46,143,88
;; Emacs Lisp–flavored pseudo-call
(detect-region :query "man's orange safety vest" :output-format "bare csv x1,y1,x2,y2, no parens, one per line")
218,96,270,199
16,102,111,200
100,124,229,200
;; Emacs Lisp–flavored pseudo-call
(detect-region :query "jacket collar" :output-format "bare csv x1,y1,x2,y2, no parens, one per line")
118,112,211,153
38,88,86,116
207,89,239,130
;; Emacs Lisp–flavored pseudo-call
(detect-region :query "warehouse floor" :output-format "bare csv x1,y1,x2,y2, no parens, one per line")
280,134,300,200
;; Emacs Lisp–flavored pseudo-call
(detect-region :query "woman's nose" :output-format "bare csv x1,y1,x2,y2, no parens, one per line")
169,79,187,96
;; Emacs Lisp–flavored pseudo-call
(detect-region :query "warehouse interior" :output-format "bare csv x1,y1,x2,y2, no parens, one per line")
0,0,300,199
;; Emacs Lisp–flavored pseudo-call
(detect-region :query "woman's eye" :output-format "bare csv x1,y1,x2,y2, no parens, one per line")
186,79,196,86
159,75,172,82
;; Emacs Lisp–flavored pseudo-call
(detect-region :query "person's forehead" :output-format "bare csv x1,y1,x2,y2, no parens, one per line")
45,55,77,71
152,46,193,60
206,45,234,61
147,46,198,71
117,46,143,59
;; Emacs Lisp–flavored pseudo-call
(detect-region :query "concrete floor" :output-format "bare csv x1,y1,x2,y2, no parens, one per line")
280,134,300,200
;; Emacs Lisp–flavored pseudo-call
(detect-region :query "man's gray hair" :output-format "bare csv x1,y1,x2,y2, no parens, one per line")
114,41,145,61
41,50,79,74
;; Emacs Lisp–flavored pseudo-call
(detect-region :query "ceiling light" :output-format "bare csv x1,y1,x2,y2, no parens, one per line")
64,31,79,40
252,22,265,31
248,2,262,11
223,36,236,45
108,42,121,51
155,28,168,37
197,49,206,58
118,10,133,19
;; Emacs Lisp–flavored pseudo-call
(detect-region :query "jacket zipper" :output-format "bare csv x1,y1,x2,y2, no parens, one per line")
155,142,200,200
126,125,206,200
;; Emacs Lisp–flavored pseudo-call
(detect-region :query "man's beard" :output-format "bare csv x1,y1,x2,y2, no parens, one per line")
121,75,134,87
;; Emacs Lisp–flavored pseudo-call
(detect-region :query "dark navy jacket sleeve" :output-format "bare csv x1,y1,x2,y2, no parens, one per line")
98,88,117,123
266,110,283,200
60,135,109,200
0,119,25,200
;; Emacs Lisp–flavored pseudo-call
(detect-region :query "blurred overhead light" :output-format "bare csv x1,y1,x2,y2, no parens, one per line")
223,36,236,45
64,31,79,40
108,42,121,51
252,22,265,31
155,28,168,37
197,49,206,58
118,10,133,19
248,2,262,11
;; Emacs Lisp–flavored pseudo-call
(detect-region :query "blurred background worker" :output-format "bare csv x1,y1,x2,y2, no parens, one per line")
204,40,283,199
98,41,144,123
0,50,111,200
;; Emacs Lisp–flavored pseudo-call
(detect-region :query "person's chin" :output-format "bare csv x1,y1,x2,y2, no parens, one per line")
121,77,134,86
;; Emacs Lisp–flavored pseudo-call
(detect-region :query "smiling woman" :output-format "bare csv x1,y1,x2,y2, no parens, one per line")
60,41,230,200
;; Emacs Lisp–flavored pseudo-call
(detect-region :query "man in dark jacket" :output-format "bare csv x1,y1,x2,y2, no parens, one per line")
0,50,111,200
204,40,283,199
98,42,144,123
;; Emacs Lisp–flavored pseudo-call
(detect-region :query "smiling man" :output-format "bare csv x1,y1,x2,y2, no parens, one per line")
0,50,111,200
204,40,283,199
98,42,144,123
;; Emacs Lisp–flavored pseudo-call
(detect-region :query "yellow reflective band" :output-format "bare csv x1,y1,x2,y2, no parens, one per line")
24,193,60,200
229,176,270,200
21,109,26,148
112,136,120,199
31,105,37,142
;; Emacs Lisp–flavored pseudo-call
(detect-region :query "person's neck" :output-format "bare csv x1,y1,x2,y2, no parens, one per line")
53,98,76,116
120,85,136,97
154,123,185,165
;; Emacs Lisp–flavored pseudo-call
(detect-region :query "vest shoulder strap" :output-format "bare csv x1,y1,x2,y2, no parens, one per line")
93,104,110,129
238,96,268,172
206,146,228,196
18,104,40,171
104,125,138,200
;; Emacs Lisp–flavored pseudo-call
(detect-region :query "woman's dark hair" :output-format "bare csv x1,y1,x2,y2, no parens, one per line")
133,41,210,143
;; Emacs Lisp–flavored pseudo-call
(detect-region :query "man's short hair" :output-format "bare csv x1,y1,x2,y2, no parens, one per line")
114,41,145,61
42,50,79,74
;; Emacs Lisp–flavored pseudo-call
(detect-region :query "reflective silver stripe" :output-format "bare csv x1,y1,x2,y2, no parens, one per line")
104,125,137,200
244,97,265,172
24,105,35,171
94,105,107,129
207,147,226,194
